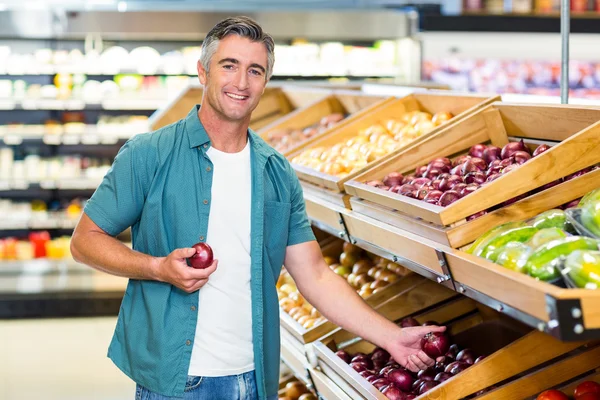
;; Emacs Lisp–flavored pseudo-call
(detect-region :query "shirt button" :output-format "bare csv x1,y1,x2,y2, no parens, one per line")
186,340,191,346
199,236,204,241
203,144,208,149
206,167,211,172
203,199,208,205
191,305,196,311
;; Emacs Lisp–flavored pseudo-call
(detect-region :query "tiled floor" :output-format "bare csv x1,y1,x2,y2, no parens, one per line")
0,317,134,400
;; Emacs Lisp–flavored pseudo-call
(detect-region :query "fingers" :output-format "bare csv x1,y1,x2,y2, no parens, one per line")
185,278,209,293
172,247,197,260
425,325,446,333
187,259,218,279
408,354,430,371
415,350,435,367
405,357,420,372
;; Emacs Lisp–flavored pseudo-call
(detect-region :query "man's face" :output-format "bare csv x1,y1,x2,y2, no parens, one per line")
198,35,269,122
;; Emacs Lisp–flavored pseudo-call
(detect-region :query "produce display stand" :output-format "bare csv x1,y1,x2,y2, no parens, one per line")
257,91,391,157
148,82,331,131
344,103,600,249
289,92,500,201
312,299,589,400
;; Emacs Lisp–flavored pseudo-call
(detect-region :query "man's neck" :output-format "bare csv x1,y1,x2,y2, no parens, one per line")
199,106,250,153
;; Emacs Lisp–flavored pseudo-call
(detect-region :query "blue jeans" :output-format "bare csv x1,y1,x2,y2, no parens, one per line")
134,371,276,400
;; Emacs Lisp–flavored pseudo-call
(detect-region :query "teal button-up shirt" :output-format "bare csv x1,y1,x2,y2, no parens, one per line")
84,105,315,398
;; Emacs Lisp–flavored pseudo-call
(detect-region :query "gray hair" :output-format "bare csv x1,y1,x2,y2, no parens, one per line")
200,16,275,80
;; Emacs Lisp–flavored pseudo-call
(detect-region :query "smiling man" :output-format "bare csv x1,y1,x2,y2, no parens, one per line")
70,16,444,400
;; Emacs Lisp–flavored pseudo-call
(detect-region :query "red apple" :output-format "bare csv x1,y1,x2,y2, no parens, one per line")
189,242,214,269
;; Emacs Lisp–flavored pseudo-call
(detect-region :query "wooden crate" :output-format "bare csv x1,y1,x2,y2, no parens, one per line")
149,83,331,131
446,247,600,339
345,103,600,248
475,350,600,399
289,92,500,193
258,92,390,157
313,300,588,400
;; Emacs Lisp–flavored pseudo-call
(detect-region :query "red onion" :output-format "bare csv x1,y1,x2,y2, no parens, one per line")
424,190,444,204
501,138,529,160
461,160,480,176
411,177,431,188
470,157,487,171
402,175,415,185
371,348,391,364
380,366,396,377
565,167,593,181
428,161,451,173
486,173,501,183
421,332,451,358
416,165,428,177
424,168,443,179
460,184,479,198
419,381,440,394
366,180,385,187
464,171,486,185
532,144,550,157
400,317,420,327
502,164,520,174
360,370,376,379
488,159,502,169
380,186,390,191
383,172,404,187
405,395,416,400
562,198,581,209
438,172,450,180
499,157,515,168
449,165,462,176
431,179,443,191
438,190,461,207
434,372,453,383
512,150,531,164
452,183,467,194
474,356,486,364
439,175,463,191
408,190,419,199
389,185,402,194
456,349,476,365
366,374,380,383
444,361,470,375
483,146,502,164
386,361,402,369
189,243,214,269
381,385,406,400
467,211,487,221
432,157,452,167
446,344,459,359
388,369,415,392
336,350,352,363
422,321,440,326
373,378,391,391
397,184,416,196
350,362,369,373
417,368,437,380
487,166,503,177
452,155,471,167
417,189,430,200
469,144,487,158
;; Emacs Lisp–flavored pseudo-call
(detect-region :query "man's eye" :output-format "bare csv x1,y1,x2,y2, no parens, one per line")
250,69,262,76
223,65,234,70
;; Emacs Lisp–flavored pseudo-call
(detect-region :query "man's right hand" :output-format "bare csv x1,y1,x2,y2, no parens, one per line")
154,248,218,293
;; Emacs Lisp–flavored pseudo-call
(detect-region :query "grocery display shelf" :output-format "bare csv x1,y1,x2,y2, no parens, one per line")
421,13,600,33
0,179,102,192
0,258,88,275
0,215,79,231
0,131,134,146
0,98,164,111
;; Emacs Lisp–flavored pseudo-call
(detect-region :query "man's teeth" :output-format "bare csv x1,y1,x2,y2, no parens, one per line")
226,93,247,100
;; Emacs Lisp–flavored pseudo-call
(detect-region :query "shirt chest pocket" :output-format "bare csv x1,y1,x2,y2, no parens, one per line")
264,201,291,271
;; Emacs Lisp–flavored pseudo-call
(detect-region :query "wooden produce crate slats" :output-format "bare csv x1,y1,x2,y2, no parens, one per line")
310,367,353,400
280,329,312,386
558,370,600,396
477,345,600,400
342,211,447,277
303,192,347,238
552,289,600,331
292,93,499,192
420,331,585,399
446,249,554,323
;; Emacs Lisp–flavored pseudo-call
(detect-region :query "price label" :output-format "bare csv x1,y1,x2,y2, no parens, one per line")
40,180,57,189
0,99,16,110
21,99,38,110
62,134,80,145
81,134,100,145
43,135,62,145
3,134,23,145
11,180,29,190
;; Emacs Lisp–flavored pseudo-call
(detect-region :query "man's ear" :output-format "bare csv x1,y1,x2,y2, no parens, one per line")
197,60,207,85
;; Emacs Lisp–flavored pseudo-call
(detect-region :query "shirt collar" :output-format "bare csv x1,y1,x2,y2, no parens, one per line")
185,105,278,160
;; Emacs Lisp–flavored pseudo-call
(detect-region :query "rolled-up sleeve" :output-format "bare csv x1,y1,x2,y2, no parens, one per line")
84,136,151,236
286,164,316,247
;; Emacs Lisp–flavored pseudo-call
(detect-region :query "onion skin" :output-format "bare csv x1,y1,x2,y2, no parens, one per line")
419,381,440,394
189,243,214,269
474,356,486,364
381,385,406,400
336,350,352,363
373,378,391,391
432,157,452,167
428,161,451,173
411,177,432,188
434,372,453,383
424,190,444,204
383,172,404,187
371,348,391,364
400,317,420,327
533,144,550,157
512,150,531,164
460,184,479,198
446,344,460,359
565,166,593,181
417,368,437,380
438,190,461,207
397,184,417,196
366,180,385,187
421,332,451,358
467,211,487,221
445,361,470,375
461,160,480,176
501,138,529,160
456,349,476,365
388,369,415,392
464,171,486,185
402,175,415,185
379,366,397,378
439,175,463,192
453,155,472,167
470,157,487,171
469,144,487,158
483,146,502,164
416,165,428,177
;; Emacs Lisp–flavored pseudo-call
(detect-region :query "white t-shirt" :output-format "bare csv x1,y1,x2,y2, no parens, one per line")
188,140,254,376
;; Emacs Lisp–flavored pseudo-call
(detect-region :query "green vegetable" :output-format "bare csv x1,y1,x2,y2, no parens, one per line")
481,226,539,261
467,221,526,256
525,236,600,281
581,199,600,237
565,250,600,289
579,188,600,208
526,228,567,249
532,209,567,230
496,242,533,273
